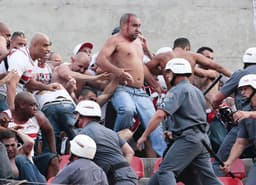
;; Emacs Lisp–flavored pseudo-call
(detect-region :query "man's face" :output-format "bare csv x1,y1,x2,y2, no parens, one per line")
72,57,90,73
202,50,214,60
0,28,11,45
21,98,38,118
240,86,253,98
10,36,27,49
36,38,51,60
125,16,141,41
164,69,174,85
2,138,18,159
78,91,97,102
79,47,92,57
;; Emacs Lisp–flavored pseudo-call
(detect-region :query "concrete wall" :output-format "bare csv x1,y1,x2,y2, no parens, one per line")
0,0,255,71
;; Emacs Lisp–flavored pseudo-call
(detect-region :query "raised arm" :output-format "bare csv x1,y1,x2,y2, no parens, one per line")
193,53,232,77
194,67,219,79
56,64,108,83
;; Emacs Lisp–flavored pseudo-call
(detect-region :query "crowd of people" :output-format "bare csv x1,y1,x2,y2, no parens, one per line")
0,12,255,185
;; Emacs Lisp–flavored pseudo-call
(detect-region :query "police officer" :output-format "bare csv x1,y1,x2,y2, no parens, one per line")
52,134,108,185
137,58,222,185
75,100,138,185
221,74,256,185
212,47,256,175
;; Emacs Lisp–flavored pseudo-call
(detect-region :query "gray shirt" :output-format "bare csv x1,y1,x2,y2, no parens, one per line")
79,121,127,172
78,121,138,184
52,158,108,185
159,80,207,132
238,116,256,148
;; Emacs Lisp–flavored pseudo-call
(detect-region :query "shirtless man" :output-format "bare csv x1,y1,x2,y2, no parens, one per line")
96,13,166,157
193,47,219,109
146,37,232,89
0,129,46,184
52,52,109,102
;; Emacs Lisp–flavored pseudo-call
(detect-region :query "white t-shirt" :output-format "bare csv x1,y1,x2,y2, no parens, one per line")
32,61,52,85
5,109,40,140
0,47,34,95
34,89,75,110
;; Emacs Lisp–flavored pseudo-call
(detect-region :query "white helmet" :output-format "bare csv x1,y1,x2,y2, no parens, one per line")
238,74,256,89
75,100,101,118
165,58,192,74
242,47,256,63
70,134,96,159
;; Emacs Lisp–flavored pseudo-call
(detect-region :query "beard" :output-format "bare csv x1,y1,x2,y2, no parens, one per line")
129,34,138,41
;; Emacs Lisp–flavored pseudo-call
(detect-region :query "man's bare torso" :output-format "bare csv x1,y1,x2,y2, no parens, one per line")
111,36,145,88
159,50,197,73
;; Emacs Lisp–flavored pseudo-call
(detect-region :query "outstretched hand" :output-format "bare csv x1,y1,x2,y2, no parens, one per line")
95,72,111,82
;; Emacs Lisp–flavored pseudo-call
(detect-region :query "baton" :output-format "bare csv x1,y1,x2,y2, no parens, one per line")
203,74,223,95
201,140,235,178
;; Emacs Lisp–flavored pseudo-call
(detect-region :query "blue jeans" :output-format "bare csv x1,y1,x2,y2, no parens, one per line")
0,94,8,112
0,142,13,181
41,102,76,154
111,85,166,156
15,155,46,184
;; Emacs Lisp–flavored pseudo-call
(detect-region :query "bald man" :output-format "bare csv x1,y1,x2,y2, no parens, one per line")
0,91,59,179
0,32,61,111
52,52,109,102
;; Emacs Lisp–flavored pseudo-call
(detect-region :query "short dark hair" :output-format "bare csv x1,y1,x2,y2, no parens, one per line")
197,46,214,54
79,86,97,97
173,37,190,49
11,31,25,40
120,13,137,26
0,129,16,141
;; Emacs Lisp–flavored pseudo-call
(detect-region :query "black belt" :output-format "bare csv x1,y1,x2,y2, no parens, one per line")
109,162,129,172
173,124,207,137
107,162,130,184
43,99,72,107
